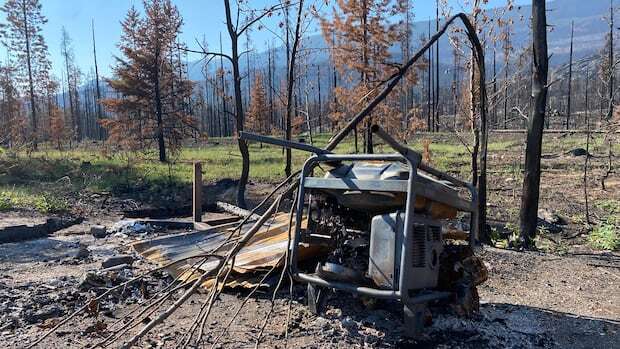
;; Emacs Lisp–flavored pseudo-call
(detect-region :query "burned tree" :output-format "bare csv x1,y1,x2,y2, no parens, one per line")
192,0,288,207
519,0,549,247
1,0,51,149
60,28,81,143
102,1,195,161
320,0,409,150
91,19,104,139
566,20,574,129
283,0,304,176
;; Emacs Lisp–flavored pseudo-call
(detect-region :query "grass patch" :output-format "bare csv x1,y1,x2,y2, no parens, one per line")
0,192,12,211
0,132,608,214
588,223,620,251
588,199,620,251
0,190,68,213
596,199,620,216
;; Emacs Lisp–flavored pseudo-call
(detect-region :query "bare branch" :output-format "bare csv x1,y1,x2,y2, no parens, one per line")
238,3,289,36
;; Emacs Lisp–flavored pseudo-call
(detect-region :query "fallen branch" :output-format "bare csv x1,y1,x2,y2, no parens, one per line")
119,256,225,349
216,201,261,221
92,256,213,348
284,194,299,349
194,196,285,347
255,192,297,349
209,255,286,348
27,253,221,349
122,187,292,348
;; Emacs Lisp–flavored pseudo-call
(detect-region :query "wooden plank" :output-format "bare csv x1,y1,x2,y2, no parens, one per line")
193,162,203,222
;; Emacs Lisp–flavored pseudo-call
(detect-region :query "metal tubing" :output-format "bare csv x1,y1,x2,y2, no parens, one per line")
313,153,405,162
371,125,422,164
240,131,330,154
405,291,452,305
295,273,400,299
289,156,316,275
418,162,471,188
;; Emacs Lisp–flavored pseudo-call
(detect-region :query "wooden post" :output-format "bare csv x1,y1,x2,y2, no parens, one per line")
193,162,202,222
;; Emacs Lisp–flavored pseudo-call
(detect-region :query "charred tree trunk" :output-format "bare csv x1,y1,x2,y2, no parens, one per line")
224,0,249,208
317,64,322,133
566,21,574,129
503,57,509,129
219,33,229,137
608,0,614,120
92,20,104,140
362,0,373,153
284,0,304,176
268,43,274,128
492,47,497,128
332,44,338,133
154,46,167,163
435,0,440,132
284,4,292,176
584,67,591,224
21,0,37,149
519,0,549,248
427,20,433,132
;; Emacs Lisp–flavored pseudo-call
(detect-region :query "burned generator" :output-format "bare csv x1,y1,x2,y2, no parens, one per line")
242,126,486,336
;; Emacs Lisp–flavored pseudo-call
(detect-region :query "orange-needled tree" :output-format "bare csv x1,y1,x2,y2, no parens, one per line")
102,0,195,162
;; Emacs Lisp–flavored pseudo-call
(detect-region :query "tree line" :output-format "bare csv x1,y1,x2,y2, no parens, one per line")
0,0,616,154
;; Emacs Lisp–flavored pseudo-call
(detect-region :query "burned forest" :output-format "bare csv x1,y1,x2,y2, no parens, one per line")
0,0,618,348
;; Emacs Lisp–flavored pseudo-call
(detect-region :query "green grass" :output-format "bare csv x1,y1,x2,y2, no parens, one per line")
596,199,620,216
541,134,615,154
3,133,475,185
0,190,68,213
588,199,620,251
588,223,620,251
0,132,608,214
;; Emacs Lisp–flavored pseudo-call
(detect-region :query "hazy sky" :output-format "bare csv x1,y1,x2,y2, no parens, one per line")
2,0,530,79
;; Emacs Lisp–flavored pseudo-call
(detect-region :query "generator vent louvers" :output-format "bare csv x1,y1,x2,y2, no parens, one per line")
430,226,441,241
411,225,426,268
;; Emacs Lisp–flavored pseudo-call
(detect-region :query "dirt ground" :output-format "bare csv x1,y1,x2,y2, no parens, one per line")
0,223,618,349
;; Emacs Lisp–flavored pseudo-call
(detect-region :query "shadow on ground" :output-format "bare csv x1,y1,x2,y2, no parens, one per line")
252,284,620,348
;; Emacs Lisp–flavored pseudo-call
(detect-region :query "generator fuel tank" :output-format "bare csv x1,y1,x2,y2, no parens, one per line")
368,212,443,291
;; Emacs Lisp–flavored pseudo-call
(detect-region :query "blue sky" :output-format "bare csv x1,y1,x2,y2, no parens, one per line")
5,0,530,79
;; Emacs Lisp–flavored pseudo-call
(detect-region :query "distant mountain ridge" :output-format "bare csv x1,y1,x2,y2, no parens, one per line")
186,0,608,86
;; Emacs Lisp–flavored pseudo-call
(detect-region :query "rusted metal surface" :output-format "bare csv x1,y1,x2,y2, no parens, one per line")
132,213,318,288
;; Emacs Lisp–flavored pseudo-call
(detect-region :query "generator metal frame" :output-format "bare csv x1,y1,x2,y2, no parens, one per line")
288,126,479,333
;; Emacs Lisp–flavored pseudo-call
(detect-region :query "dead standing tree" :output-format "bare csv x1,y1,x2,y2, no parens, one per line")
91,19,105,140
284,0,305,177
103,1,194,162
1,0,51,150
519,0,549,247
189,1,287,207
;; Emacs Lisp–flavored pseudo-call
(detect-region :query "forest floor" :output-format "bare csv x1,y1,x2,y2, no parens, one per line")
0,132,619,348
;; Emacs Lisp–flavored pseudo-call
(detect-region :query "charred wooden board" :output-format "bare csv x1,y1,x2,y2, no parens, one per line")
0,216,83,244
